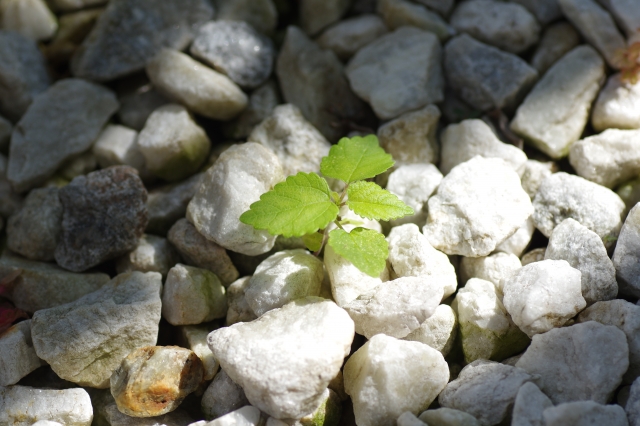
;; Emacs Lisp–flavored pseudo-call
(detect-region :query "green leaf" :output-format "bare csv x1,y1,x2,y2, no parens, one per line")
303,232,324,252
328,227,388,277
320,135,394,183
346,181,414,220
240,172,339,237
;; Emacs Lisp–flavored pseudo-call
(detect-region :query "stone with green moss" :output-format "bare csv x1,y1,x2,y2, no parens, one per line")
297,388,342,426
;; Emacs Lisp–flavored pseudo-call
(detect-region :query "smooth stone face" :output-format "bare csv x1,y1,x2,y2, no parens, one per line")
245,249,324,317
516,321,629,404
424,156,533,257
117,85,170,131
55,166,148,272
518,160,555,200
387,164,442,227
186,142,283,256
71,0,214,81
0,320,45,386
439,360,534,426
455,278,530,363
202,369,249,421
7,187,62,261
344,334,449,426
31,271,163,388
8,79,118,192
439,119,528,175
0,31,50,122
545,218,617,304
450,0,540,54
146,49,247,121
180,325,219,381
403,304,457,357
146,173,203,235
317,14,388,61
419,408,480,426
0,0,57,42
511,46,605,159
116,234,180,278
346,26,443,120
613,204,640,297
460,252,522,293
592,74,640,132
225,277,258,325
0,386,92,425
111,346,204,417
511,382,553,426
530,22,581,74
376,0,454,41
532,172,625,247
208,297,354,419
223,79,280,141
276,26,372,142
544,401,628,426
248,104,331,177
444,34,538,112
92,124,145,172
215,0,277,35
503,259,585,337
0,253,109,313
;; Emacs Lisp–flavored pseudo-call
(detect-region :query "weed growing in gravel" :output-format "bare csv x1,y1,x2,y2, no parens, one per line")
240,135,413,277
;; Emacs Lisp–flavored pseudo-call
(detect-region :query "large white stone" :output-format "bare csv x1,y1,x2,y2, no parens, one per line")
92,124,145,172
495,217,535,258
180,325,219,381
544,400,628,426
517,160,555,199
0,0,57,42
0,386,92,425
403,304,457,357
592,74,640,132
0,320,44,386
386,163,442,227
613,204,640,298
459,252,522,292
511,382,553,426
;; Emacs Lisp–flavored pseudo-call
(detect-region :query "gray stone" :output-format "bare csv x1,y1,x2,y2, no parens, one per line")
55,166,148,272
0,31,50,122
0,320,45,386
146,174,203,236
225,276,258,325
92,124,146,173
117,85,170,131
518,160,555,199
592,75,640,132
597,0,640,37
386,163,442,227
202,370,249,421
544,401,628,426
190,21,275,90
545,218,617,304
71,0,214,81
7,187,62,261
0,0,57,42
276,26,373,142
627,377,640,425
346,26,443,120
450,0,540,54
613,204,640,298
299,0,350,35
530,22,581,75
511,382,553,426
532,172,625,248
0,115,11,151
0,386,92,425
0,154,22,218
403,304,457,357
8,79,118,192
558,0,626,69
419,409,480,426
460,252,522,293
116,234,180,278
31,271,162,388
515,321,628,404
222,80,280,140
214,0,277,35
509,0,563,24
180,325,219,381
103,403,194,426
376,0,455,41
317,14,388,61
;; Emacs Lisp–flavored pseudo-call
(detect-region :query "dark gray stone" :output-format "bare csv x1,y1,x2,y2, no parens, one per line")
146,173,202,236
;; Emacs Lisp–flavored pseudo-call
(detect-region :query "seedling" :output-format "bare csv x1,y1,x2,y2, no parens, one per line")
240,135,414,277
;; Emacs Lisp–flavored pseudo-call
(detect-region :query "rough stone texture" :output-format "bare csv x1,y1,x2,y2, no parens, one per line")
614,204,640,298
103,403,195,426
8,79,118,192
31,271,162,388
55,166,148,272
511,46,605,159
424,156,533,257
276,26,372,142
450,0,540,54
180,325,218,381
419,408,480,426
0,320,45,386
532,172,625,248
223,80,280,141
247,104,331,177
71,0,214,81
387,224,457,299
439,360,534,426
0,253,110,313
111,346,204,417
592,74,640,132
558,0,626,69
317,14,388,61
245,249,323,317
207,297,354,419
225,276,258,325
146,174,202,235
7,187,62,261
376,0,454,41
598,0,640,37
116,234,180,278
518,160,556,200
440,119,527,175
202,370,249,421
530,22,581,75
455,278,529,363
545,218,617,304
346,26,443,120
516,321,628,404
186,142,283,256
386,163,442,227
0,386,92,425
146,49,247,121
215,0,277,35
444,34,538,112
0,31,50,122
162,264,227,326
460,252,522,292
511,382,553,426
117,85,170,131
344,334,449,426
544,401,628,426
627,377,640,425
92,124,145,172
403,304,457,357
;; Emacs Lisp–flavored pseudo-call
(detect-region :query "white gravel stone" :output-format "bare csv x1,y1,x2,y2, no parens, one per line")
116,234,180,278
614,204,640,298
518,160,555,199
207,297,354,420
450,0,540,54
511,382,553,426
403,304,457,357
418,408,480,426
223,80,280,141
0,320,44,386
386,163,442,227
503,259,585,337
0,386,92,425
317,14,388,61
597,0,640,37
387,224,457,299
544,401,628,426
520,248,546,266
180,325,218,381
545,218,617,304
592,74,640,132
201,406,261,426
146,49,247,121
0,0,57,42
495,217,535,258
186,142,284,256
440,119,527,175
346,26,443,120
92,124,145,172
439,360,534,426
515,321,628,404
248,104,330,177
344,334,449,426
376,0,454,41
510,46,605,159
202,370,249,421
424,156,533,257
31,421,64,426
460,252,522,292
225,277,258,325
530,22,581,75
245,249,324,317
397,412,427,426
